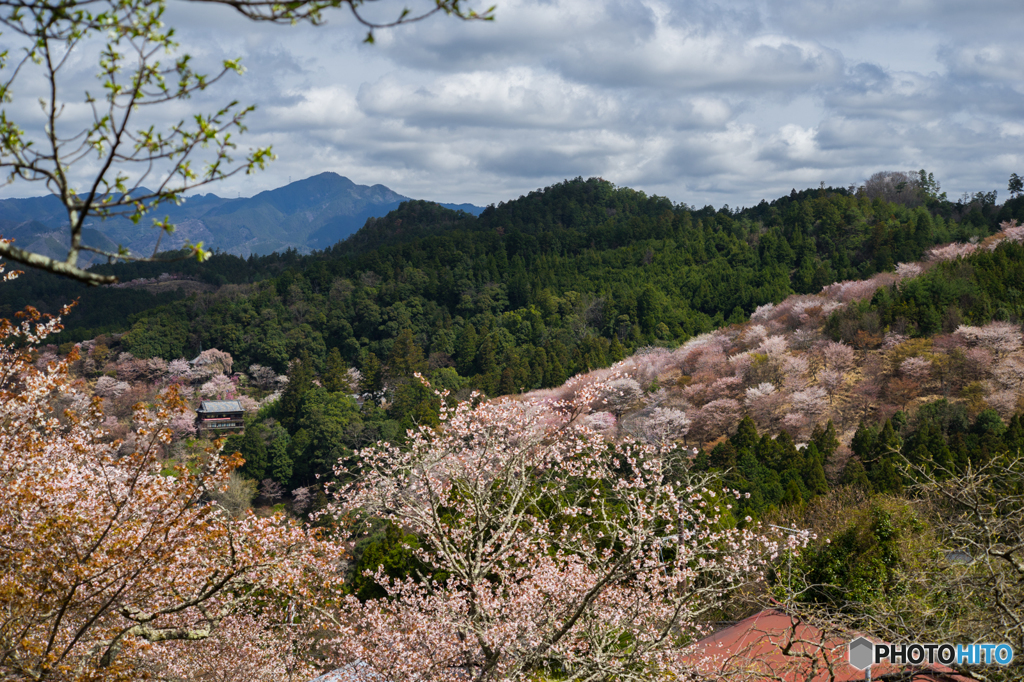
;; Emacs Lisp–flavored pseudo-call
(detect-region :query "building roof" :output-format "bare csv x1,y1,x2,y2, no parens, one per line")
197,400,243,413
683,609,973,682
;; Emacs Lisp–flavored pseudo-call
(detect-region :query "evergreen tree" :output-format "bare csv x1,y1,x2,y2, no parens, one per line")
324,346,352,393
609,336,626,362
840,458,872,491
224,426,267,483
476,335,497,376
359,352,384,395
266,422,293,485
782,478,804,506
388,328,426,378
811,420,840,461
456,323,478,376
544,354,567,387
708,442,737,471
801,443,829,497
279,352,314,429
499,367,517,395
731,416,759,452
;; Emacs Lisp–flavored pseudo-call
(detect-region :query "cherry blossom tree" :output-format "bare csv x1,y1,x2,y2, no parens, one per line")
756,335,789,357
927,242,978,262
200,373,237,400
322,383,783,682
993,356,1024,391
168,408,198,438
899,356,933,383
782,355,810,391
882,332,909,350
192,349,234,379
985,390,1019,420
743,324,769,346
956,322,1023,358
680,381,708,406
691,398,742,446
0,273,340,681
816,368,846,406
291,486,313,516
780,412,811,441
709,375,743,398
593,377,643,417
962,346,995,383
820,341,855,373
237,394,260,413
167,358,197,382
94,375,130,398
248,364,279,392
895,262,923,280
745,382,783,432
790,387,827,421
819,278,885,304
637,406,692,445
142,357,170,382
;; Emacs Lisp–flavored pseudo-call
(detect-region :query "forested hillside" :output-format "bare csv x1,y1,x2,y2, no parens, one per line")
46,177,1020,395
14,176,1024,680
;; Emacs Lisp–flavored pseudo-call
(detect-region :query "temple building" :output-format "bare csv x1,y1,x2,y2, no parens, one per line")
195,400,245,433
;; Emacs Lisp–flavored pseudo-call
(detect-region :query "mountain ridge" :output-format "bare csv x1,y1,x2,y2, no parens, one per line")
0,172,484,261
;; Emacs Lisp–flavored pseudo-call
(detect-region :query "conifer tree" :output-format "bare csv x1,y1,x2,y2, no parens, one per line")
610,336,626,362
840,457,872,491
499,367,517,395
360,352,384,396
811,420,840,461
456,323,478,376
732,415,759,452
279,352,314,429
545,354,567,387
801,443,829,497
266,422,294,485
324,347,352,393
233,423,270,482
388,329,427,378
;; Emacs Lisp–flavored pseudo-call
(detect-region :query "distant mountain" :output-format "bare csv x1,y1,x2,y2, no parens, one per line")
0,173,484,260
438,202,486,215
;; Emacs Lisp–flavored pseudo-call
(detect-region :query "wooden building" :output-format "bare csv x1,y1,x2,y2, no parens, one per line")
196,400,245,432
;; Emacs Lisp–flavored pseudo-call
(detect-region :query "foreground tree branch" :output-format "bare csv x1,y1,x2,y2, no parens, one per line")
320,377,794,682
901,453,1024,655
0,0,491,285
0,266,343,681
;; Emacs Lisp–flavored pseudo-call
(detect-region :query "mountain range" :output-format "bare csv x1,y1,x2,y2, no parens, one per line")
0,173,483,263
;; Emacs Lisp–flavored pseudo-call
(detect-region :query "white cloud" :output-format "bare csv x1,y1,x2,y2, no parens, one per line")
0,0,1022,210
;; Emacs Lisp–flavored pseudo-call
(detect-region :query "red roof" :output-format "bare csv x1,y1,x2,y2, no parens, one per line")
682,609,974,681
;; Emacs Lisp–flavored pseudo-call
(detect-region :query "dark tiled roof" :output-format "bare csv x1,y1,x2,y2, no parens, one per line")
197,400,243,413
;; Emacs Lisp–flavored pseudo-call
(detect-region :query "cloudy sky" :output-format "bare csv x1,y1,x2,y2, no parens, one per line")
4,0,1024,209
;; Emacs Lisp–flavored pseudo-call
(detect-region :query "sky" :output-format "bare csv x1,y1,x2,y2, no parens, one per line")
2,0,1024,209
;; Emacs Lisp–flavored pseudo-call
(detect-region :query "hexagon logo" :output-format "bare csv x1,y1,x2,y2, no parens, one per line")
848,637,874,670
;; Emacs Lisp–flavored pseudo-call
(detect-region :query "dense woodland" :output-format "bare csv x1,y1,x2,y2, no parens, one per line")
22,175,1024,495
21,175,1022,376
7,173,1024,680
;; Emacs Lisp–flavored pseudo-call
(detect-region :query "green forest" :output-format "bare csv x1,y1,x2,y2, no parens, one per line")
15,175,1024,499
9,174,1024,680
23,176,1021,387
